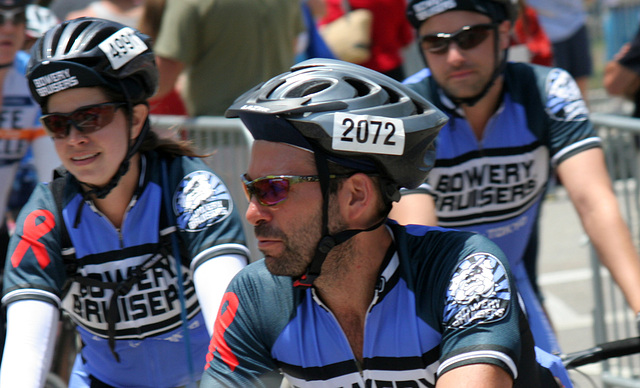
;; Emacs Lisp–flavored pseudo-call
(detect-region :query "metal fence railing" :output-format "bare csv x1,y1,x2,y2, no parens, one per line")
149,115,260,261
589,112,640,387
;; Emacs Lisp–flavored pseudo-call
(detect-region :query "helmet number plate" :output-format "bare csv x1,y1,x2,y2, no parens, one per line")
99,27,148,70
332,112,405,155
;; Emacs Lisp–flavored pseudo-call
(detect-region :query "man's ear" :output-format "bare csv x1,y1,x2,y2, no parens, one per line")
340,173,379,225
130,103,150,139
498,20,512,50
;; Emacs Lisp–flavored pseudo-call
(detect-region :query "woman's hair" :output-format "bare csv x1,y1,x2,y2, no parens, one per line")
102,86,207,158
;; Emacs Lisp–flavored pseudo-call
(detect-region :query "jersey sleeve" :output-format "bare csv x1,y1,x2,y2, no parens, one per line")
201,261,292,387
430,233,524,379
169,156,251,272
2,183,67,308
531,65,601,167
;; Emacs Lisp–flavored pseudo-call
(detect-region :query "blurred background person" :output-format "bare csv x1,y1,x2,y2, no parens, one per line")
152,0,304,117
319,0,414,81
604,25,640,118
137,0,187,116
527,0,593,99
65,0,143,27
509,0,553,66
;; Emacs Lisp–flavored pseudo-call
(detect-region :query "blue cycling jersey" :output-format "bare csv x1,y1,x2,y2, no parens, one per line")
201,223,569,387
2,150,250,387
402,62,600,354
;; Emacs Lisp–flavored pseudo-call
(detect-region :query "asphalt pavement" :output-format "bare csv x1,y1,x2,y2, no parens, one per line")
539,187,623,387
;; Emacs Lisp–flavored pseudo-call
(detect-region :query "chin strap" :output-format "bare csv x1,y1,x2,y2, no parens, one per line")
293,149,386,288
293,220,385,287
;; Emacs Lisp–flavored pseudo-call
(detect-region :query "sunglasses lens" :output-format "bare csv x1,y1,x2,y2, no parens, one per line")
41,103,120,139
254,178,290,205
421,36,448,54
0,10,25,25
457,26,491,50
422,24,493,54
41,115,70,139
72,105,113,133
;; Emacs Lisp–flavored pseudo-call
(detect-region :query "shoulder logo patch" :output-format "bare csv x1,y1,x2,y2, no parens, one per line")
545,68,589,121
173,171,232,231
443,253,511,329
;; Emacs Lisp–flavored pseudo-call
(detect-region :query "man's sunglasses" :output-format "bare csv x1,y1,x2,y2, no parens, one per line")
420,23,497,55
241,174,347,206
40,102,127,139
0,8,26,25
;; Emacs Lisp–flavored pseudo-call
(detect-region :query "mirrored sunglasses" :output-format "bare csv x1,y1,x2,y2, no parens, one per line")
420,23,497,55
40,102,127,140
0,8,26,25
241,174,347,206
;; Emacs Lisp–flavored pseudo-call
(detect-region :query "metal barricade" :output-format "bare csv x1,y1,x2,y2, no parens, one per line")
589,112,640,387
149,115,260,261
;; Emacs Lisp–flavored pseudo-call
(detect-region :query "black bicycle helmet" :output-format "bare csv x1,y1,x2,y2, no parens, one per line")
26,18,158,203
406,0,518,107
27,17,158,106
406,0,518,28
227,58,447,286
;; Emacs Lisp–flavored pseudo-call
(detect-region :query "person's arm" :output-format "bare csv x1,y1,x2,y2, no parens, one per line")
389,187,438,226
603,43,640,100
154,55,185,101
193,253,247,335
437,364,513,387
0,300,59,388
557,147,640,314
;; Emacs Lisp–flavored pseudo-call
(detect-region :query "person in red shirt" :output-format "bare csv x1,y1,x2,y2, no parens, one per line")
319,0,414,81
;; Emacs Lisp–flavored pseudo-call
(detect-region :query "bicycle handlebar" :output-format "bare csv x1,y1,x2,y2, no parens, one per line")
562,336,640,369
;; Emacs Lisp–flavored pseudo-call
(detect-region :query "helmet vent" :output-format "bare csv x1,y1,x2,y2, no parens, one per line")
287,80,331,98
381,85,400,104
345,78,371,97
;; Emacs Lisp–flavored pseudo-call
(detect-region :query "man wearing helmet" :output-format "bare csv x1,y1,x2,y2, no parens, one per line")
391,0,640,357
200,58,570,387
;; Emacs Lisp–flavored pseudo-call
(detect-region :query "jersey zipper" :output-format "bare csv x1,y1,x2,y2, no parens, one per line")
311,286,381,378
88,196,138,249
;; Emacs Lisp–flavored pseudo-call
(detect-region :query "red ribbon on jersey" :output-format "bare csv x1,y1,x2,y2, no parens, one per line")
205,291,240,371
11,209,55,269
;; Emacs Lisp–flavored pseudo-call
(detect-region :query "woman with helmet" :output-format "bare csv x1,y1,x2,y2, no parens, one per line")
200,58,569,387
393,0,640,363
0,18,250,387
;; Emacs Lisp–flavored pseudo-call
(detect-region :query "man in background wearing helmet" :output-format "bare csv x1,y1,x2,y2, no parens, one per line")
391,0,640,356
200,58,570,387
23,3,59,51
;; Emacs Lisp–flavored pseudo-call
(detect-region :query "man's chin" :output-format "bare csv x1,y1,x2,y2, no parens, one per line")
264,256,305,278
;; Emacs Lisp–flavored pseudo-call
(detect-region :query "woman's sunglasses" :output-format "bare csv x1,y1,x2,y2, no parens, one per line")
420,23,497,55
241,174,346,206
40,102,127,139
0,9,26,26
